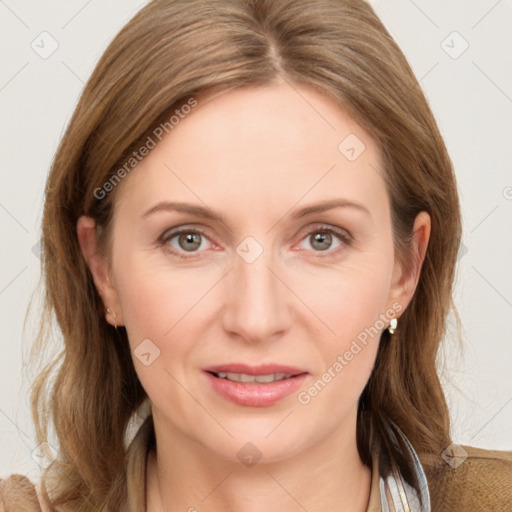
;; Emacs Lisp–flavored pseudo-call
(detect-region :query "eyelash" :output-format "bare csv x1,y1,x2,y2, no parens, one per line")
158,224,352,260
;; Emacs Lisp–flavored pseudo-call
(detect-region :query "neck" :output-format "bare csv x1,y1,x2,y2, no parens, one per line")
146,413,372,512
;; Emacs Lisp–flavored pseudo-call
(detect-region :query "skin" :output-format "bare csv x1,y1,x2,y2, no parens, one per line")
77,80,430,512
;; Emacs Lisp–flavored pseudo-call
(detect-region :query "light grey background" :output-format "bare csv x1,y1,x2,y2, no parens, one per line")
1,0,511,481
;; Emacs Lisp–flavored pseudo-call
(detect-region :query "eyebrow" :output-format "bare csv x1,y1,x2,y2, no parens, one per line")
141,198,370,222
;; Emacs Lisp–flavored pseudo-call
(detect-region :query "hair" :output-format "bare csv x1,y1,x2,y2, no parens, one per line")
26,0,461,510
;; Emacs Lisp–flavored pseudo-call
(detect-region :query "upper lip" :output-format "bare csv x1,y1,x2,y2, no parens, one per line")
203,363,308,376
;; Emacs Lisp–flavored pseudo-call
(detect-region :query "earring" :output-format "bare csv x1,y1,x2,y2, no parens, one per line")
388,318,398,334
105,307,118,330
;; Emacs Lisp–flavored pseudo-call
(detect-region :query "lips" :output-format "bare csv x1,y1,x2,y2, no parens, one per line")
203,363,308,407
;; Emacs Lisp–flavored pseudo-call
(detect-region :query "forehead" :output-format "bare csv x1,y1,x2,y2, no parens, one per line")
114,82,387,221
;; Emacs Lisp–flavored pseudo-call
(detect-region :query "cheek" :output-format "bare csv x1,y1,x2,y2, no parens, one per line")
290,256,394,340
112,248,230,404
114,246,216,343
113,263,211,410
290,259,393,405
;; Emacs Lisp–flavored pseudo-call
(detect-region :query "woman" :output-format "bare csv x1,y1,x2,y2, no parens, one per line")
1,0,511,511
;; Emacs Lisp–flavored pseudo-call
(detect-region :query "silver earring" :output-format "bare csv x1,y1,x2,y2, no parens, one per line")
388,318,398,334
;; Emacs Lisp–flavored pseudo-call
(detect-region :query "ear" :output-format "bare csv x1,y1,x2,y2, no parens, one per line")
386,211,431,314
76,216,124,327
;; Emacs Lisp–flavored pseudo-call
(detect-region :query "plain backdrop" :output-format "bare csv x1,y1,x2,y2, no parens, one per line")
1,0,511,481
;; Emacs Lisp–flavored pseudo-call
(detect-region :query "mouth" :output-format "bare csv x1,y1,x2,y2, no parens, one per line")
209,371,296,383
202,363,308,407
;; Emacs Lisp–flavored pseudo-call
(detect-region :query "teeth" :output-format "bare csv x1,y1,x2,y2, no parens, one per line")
215,372,292,383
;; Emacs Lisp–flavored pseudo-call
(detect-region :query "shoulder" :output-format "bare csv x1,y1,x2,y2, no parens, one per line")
0,473,43,512
421,445,512,512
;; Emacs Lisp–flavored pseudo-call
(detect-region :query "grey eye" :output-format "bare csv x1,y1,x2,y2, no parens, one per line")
176,232,203,251
309,231,333,251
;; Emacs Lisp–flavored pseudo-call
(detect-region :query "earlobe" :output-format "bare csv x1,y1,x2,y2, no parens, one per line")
76,216,124,326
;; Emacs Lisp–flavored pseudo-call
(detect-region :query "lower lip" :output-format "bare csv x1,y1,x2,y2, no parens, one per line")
204,371,308,407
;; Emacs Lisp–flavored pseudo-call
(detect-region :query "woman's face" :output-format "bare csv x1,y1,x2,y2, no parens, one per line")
81,81,427,463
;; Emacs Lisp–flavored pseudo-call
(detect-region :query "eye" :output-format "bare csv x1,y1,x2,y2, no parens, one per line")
160,227,214,257
298,225,351,255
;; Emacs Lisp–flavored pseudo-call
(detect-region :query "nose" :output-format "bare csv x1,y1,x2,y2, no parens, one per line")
221,240,293,344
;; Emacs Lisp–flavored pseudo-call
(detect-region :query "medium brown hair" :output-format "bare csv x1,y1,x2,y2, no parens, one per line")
28,0,461,510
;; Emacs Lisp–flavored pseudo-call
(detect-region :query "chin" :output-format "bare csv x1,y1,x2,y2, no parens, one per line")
189,416,318,466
